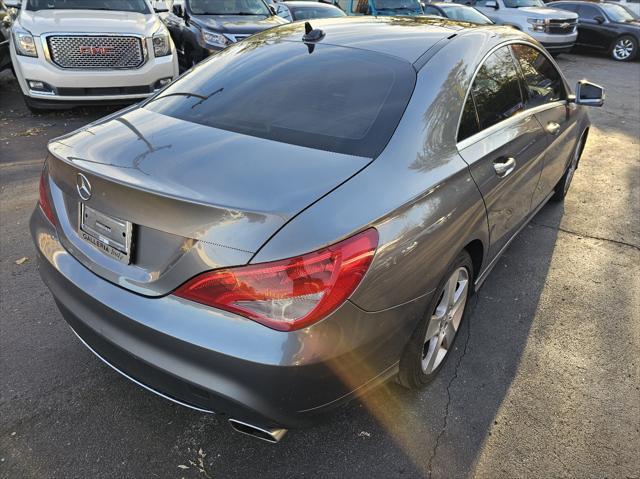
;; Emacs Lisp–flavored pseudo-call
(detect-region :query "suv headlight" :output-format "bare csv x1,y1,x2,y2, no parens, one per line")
153,29,172,57
200,30,230,49
12,26,38,57
527,18,547,32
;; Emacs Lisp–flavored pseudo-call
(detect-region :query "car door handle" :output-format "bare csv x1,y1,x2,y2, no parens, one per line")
546,121,561,136
493,157,517,178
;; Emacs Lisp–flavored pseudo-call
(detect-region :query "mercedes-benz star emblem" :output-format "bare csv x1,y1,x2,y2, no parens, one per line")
76,173,92,201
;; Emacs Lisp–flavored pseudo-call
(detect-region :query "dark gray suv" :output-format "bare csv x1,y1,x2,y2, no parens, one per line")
31,17,603,442
162,0,288,69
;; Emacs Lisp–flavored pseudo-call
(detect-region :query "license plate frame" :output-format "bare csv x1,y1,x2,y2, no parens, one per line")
78,203,133,265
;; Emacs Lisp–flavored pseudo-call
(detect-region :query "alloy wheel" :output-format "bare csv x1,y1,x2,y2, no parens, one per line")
613,38,634,61
421,267,469,375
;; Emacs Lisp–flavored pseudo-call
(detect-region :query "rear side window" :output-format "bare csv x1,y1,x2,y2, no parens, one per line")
551,2,579,12
457,95,479,142
423,5,442,15
511,44,566,108
144,41,415,157
468,46,524,133
577,4,602,18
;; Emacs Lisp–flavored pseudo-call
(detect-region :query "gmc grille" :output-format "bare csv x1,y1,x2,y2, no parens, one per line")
47,35,145,70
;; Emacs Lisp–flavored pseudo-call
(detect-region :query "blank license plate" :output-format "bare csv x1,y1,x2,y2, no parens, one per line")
79,203,133,264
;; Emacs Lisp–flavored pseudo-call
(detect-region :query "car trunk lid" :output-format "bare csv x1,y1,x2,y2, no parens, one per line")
46,107,371,296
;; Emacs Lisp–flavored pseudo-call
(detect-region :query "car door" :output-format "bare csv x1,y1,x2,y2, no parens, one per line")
510,43,581,208
576,4,611,49
457,45,548,259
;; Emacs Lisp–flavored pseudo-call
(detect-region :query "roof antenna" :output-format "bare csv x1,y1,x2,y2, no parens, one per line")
302,22,325,43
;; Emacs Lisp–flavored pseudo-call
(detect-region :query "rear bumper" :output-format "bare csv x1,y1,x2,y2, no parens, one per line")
30,207,427,428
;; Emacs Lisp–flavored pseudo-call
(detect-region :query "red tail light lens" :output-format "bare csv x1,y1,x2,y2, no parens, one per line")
39,168,56,225
174,229,379,331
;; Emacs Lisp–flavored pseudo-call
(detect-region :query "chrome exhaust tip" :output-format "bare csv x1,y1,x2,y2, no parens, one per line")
228,419,288,443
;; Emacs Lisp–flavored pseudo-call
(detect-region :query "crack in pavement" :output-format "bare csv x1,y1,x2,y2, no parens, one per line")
427,295,477,478
530,221,640,252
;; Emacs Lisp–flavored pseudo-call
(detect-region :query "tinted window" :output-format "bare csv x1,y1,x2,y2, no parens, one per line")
144,41,416,158
290,5,346,19
578,4,602,19
423,4,443,15
550,2,579,12
441,4,492,23
469,47,524,132
511,44,566,108
601,2,635,21
457,95,479,142
188,0,271,15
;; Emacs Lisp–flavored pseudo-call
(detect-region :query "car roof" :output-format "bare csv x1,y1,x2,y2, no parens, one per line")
256,17,510,64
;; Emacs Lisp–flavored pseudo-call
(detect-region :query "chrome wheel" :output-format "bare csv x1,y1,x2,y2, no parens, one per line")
612,38,635,61
421,267,469,375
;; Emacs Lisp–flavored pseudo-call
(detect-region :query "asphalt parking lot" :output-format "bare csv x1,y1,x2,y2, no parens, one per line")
1,52,639,479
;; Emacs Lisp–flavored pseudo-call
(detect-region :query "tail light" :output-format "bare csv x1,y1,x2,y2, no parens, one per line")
39,167,56,225
174,229,379,331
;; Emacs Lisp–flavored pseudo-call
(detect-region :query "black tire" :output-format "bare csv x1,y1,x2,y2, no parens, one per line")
610,35,638,62
551,132,586,202
397,250,474,389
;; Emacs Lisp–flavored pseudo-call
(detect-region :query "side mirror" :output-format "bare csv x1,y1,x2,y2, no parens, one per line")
4,0,21,7
574,80,605,107
420,1,426,8
593,15,605,24
485,0,498,8
172,4,184,17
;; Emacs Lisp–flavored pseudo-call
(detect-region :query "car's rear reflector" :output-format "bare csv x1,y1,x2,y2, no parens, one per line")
39,167,56,226
173,229,379,331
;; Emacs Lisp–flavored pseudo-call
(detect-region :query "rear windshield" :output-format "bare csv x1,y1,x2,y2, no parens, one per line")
26,0,150,13
143,40,416,158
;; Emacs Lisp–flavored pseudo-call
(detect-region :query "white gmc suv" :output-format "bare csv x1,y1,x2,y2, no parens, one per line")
472,0,579,55
9,0,178,111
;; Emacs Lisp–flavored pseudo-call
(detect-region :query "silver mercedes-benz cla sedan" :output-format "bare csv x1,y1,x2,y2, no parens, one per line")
31,17,604,442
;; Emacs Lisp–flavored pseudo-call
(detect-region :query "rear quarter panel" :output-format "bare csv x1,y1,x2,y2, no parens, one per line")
251,31,525,312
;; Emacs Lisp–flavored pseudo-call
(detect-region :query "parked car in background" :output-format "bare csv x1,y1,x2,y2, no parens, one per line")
275,1,345,21
9,0,179,112
332,0,423,16
162,0,288,70
470,0,578,54
549,1,639,60
31,16,604,442
546,0,640,16
0,0,15,71
606,0,640,16
423,2,493,23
